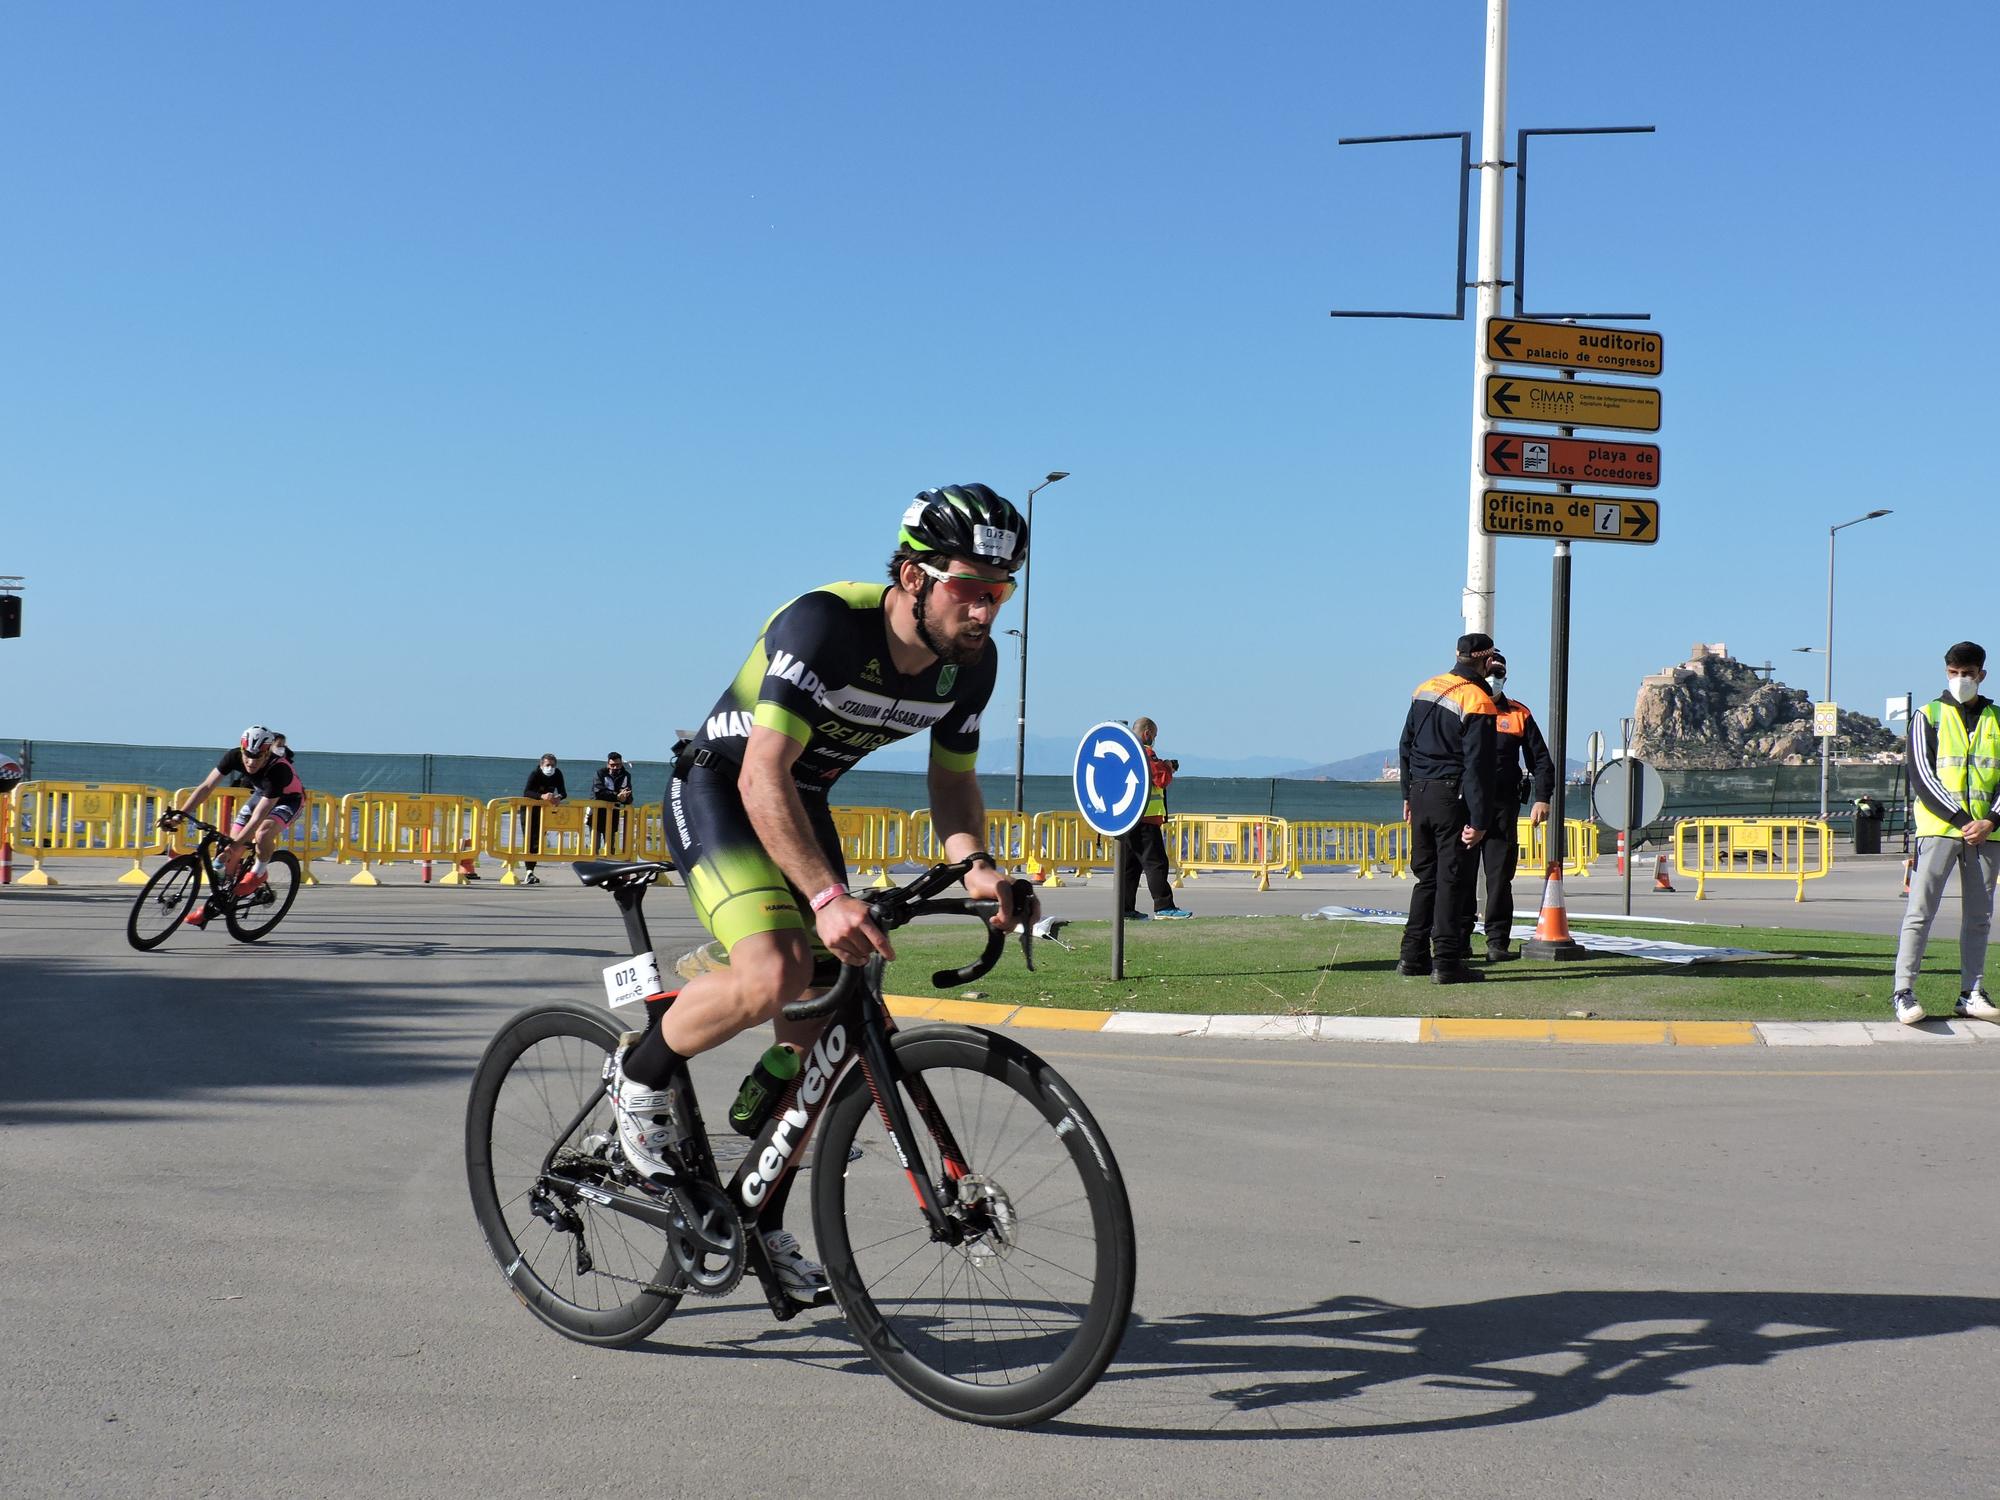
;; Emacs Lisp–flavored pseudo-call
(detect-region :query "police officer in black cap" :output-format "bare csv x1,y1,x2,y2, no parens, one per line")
1396,632,1502,983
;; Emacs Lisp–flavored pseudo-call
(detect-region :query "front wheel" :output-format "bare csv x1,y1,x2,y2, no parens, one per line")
126,855,203,951
225,851,302,941
466,1002,683,1345
811,1024,1136,1427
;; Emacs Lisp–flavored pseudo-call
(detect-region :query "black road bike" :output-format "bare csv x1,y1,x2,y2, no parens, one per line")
125,812,302,951
464,857,1137,1427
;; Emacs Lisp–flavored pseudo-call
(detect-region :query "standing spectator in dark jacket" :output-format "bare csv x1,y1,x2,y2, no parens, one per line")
590,752,635,855
521,753,566,884
1121,717,1192,920
1473,653,1556,962
1396,633,1501,983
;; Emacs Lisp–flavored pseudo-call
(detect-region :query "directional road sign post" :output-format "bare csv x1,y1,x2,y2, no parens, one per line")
1484,433,1659,488
1481,490,1658,544
1074,721,1149,980
1484,375,1660,432
1486,317,1665,377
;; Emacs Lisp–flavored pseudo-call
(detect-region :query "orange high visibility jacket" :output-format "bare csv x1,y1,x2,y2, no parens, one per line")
1399,667,1500,827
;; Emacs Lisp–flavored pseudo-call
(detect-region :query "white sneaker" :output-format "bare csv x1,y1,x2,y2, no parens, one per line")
609,1049,684,1186
1957,990,2000,1021
1892,991,1926,1026
760,1228,827,1302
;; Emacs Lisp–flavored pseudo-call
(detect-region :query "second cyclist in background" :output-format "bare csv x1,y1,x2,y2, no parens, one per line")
160,725,307,929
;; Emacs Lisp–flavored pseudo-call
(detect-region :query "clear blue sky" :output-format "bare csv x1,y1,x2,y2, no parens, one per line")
4,1,1993,770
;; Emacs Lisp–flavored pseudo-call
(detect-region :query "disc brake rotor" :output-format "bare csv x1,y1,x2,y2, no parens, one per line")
954,1172,1019,1264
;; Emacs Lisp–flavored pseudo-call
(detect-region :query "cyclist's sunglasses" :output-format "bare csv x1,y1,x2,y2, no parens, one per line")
917,561,1018,608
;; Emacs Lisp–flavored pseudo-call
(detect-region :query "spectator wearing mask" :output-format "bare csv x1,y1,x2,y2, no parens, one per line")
521,753,566,885
1890,641,2000,1025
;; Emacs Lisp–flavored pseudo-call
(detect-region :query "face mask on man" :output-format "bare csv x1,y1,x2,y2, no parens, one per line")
1947,674,1980,705
540,762,556,774
1487,675,1506,696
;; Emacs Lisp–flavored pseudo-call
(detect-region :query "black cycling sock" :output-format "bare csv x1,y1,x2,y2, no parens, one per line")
622,1024,686,1089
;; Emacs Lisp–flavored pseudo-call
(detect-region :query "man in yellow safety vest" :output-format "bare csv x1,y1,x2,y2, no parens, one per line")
1892,640,2000,1025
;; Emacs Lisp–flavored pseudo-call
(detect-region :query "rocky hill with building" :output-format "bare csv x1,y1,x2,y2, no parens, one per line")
1631,643,1902,769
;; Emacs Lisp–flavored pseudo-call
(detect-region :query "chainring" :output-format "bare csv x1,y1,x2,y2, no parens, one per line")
664,1176,746,1298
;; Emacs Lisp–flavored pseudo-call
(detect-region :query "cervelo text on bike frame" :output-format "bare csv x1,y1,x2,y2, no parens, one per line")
736,1022,851,1209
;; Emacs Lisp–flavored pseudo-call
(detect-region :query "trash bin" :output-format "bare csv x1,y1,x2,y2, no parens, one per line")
1853,796,1884,855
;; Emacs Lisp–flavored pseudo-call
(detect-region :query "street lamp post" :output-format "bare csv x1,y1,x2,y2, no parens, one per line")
1818,508,1893,819
1014,471,1070,815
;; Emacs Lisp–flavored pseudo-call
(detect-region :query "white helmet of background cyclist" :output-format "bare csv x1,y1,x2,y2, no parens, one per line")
240,725,277,756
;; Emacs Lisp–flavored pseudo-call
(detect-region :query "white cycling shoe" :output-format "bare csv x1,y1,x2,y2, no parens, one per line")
609,1052,685,1187
760,1229,828,1302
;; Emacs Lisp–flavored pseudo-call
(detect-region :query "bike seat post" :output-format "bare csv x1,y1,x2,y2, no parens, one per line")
609,879,655,956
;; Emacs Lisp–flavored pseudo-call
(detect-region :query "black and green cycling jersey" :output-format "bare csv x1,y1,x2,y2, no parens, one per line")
683,581,996,788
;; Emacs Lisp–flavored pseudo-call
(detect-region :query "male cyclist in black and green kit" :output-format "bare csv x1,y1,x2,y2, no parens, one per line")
613,483,1037,1300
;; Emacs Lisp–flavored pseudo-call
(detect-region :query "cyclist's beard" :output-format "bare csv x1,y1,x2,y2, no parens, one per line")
913,582,986,665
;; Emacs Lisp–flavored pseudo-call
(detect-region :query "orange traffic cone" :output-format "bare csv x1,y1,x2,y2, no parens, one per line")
1654,850,1676,892
1523,863,1589,960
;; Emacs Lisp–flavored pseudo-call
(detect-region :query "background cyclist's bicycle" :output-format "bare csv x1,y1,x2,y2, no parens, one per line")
464,856,1136,1427
125,812,302,951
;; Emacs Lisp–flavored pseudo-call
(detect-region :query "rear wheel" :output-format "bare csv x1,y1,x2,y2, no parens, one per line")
466,1003,683,1345
224,851,301,941
126,855,202,951
811,1024,1136,1427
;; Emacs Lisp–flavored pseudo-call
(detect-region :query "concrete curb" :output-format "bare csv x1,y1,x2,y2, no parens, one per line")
885,995,2000,1048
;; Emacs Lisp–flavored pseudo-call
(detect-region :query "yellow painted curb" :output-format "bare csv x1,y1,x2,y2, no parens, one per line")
1007,1008,1115,1031
884,994,941,1019
1668,1021,1758,1047
1549,1020,1668,1045
1422,1018,1552,1041
924,999,1021,1025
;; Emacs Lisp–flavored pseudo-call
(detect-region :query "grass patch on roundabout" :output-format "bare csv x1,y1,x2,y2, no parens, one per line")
878,914,1933,1022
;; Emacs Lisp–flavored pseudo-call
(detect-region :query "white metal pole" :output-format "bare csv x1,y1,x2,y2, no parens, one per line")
1463,0,1508,639
1821,526,1834,819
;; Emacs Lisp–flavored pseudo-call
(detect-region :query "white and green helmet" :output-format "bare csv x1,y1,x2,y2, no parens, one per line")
898,483,1029,570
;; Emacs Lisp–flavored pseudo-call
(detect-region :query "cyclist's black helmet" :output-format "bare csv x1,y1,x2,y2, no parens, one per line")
898,483,1029,571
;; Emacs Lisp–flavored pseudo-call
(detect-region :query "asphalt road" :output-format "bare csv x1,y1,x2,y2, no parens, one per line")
5,873,1996,1499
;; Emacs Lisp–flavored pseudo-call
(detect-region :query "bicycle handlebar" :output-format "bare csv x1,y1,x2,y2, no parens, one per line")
780,861,1037,1022
158,810,225,839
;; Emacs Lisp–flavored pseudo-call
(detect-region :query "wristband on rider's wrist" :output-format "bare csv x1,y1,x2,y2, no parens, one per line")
809,883,849,913
965,852,998,872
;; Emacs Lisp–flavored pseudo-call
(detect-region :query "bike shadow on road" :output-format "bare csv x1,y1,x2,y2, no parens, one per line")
1034,1288,2000,1439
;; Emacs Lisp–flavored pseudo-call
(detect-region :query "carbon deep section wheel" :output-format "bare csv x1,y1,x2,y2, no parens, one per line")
466,1002,683,1345
126,854,203,951
811,1024,1136,1426
224,851,302,941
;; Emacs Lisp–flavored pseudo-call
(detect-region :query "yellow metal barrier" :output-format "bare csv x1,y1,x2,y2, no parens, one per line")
906,809,1034,875
1376,820,1412,879
4,781,170,885
482,797,605,884
1284,820,1382,880
1520,817,1598,877
1165,814,1290,892
169,786,340,885
831,806,911,888
340,792,487,885
1673,817,1833,901
1022,810,1121,886
636,803,674,865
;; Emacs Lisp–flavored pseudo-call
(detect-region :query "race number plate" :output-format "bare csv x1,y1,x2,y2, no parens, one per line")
602,951,663,1010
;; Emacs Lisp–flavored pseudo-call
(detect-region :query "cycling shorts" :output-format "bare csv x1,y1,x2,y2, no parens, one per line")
234,792,304,831
664,761,845,955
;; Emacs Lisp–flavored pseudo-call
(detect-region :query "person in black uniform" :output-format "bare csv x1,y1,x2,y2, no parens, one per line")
520,754,566,884
1396,632,1501,983
1472,652,1555,962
